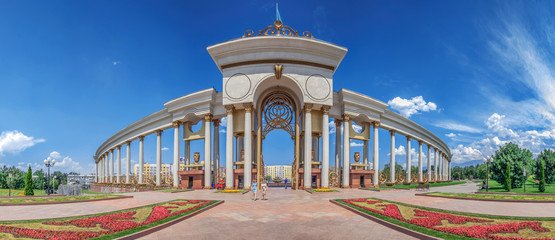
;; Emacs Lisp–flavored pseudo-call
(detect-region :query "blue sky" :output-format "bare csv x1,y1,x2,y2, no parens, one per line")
0,1,554,174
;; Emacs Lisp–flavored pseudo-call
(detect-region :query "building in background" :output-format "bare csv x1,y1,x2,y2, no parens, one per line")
133,163,172,177
265,165,292,181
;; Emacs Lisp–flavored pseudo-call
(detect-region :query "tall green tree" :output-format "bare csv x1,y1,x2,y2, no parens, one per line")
504,163,511,191
33,169,47,190
24,165,34,196
491,143,534,189
536,149,555,184
539,159,546,192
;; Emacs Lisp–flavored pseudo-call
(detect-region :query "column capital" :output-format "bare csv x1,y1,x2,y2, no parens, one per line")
334,118,342,126
418,140,423,144
172,121,181,128
117,145,121,150
304,103,313,112
213,119,220,127
138,135,145,141
156,129,163,136
110,148,114,153
321,106,330,114
406,135,411,141
243,103,253,112
125,140,131,145
390,129,396,135
204,114,213,121
225,105,234,113
373,121,380,127
342,114,351,121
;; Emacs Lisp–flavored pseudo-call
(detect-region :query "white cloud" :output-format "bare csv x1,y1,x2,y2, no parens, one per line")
450,145,483,164
49,151,61,159
352,123,363,133
446,133,458,138
329,121,337,134
350,141,363,147
388,96,437,118
0,130,45,156
55,156,83,173
161,147,169,151
433,120,483,134
485,113,517,138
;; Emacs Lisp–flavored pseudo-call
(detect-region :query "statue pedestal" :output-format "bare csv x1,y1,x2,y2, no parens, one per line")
233,168,257,189
349,166,374,188
298,167,321,189
178,169,205,190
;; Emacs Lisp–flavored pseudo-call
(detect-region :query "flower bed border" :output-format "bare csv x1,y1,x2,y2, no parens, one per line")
215,189,250,194
0,195,133,206
0,199,223,240
330,199,439,240
417,192,555,203
332,197,555,240
115,200,223,240
475,191,555,196
305,188,340,194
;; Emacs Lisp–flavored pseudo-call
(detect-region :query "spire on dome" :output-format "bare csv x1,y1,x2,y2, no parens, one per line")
242,4,313,39
276,3,282,22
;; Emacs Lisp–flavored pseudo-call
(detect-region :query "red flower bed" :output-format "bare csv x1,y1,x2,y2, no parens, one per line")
0,200,214,240
341,198,554,240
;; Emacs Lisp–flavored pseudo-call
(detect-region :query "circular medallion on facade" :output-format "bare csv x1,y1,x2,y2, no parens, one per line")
225,73,251,100
305,74,331,100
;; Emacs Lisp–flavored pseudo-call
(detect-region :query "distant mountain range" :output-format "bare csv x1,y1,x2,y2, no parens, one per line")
452,160,484,167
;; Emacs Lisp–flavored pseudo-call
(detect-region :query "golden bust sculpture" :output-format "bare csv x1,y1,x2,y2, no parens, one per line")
194,152,200,163
354,152,361,163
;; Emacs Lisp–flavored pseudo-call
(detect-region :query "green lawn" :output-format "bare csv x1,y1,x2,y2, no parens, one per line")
379,181,466,189
0,188,46,196
481,179,555,194
423,192,555,202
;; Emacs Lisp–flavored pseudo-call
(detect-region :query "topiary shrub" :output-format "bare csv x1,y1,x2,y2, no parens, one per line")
24,165,34,196
504,163,511,192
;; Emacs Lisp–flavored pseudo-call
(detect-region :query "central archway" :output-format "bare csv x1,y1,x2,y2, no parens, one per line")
255,88,301,189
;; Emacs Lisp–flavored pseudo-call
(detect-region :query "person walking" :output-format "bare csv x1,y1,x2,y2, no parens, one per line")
261,181,268,200
251,181,258,201
284,178,288,189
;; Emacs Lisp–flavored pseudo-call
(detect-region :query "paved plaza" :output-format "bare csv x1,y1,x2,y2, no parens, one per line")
2,183,555,239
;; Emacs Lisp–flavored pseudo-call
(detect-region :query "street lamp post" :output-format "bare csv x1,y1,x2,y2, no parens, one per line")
44,158,56,195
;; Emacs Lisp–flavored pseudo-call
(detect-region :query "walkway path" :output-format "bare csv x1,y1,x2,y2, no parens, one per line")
1,183,554,239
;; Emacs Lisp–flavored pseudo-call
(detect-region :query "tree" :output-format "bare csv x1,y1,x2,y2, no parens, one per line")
24,165,34,196
490,143,534,189
536,149,555,184
6,173,16,196
264,175,272,182
539,159,546,192
381,163,405,182
504,163,511,191
33,169,47,190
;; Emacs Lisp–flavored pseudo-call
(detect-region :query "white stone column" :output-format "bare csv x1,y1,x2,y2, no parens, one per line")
389,130,396,183
427,144,431,182
110,149,114,183
243,105,252,189
334,119,342,176
225,106,234,189
434,148,438,181
102,156,105,182
156,130,162,186
138,136,144,184
117,146,121,183
304,105,313,189
213,119,220,184
126,141,131,184
321,106,330,188
95,161,99,182
363,139,369,170
204,114,212,188
173,121,180,188
439,153,443,181
406,136,411,183
372,122,379,186
342,115,351,188
418,141,423,182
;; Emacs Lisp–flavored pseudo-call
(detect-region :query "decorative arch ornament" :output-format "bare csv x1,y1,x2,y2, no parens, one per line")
261,91,296,138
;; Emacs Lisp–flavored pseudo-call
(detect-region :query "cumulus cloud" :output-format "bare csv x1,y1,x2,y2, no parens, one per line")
446,133,458,138
388,96,437,118
55,156,83,173
161,147,169,151
329,121,337,134
450,145,483,164
0,130,45,155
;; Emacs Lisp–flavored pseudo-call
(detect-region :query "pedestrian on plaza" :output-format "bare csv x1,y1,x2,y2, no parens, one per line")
251,181,258,201
261,181,268,200
284,178,288,189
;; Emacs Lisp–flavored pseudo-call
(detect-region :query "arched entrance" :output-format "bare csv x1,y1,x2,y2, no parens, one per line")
255,89,301,190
